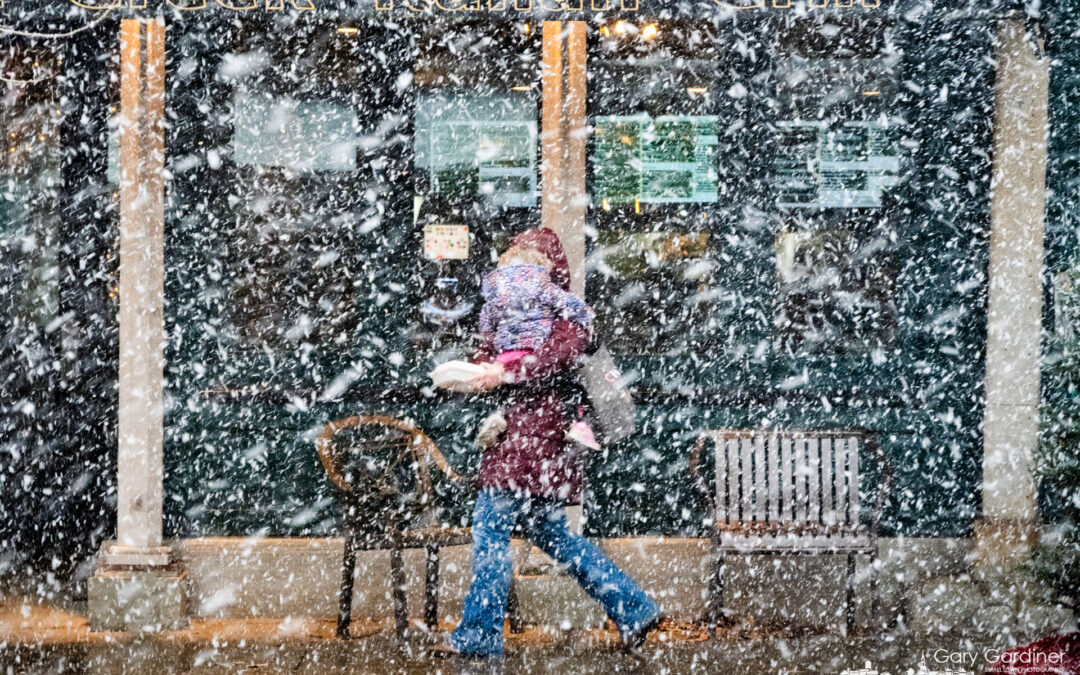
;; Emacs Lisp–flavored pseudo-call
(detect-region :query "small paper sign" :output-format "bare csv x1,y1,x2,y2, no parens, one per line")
424,224,470,260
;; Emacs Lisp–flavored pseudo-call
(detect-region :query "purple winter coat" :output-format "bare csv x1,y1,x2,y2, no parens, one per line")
472,227,590,503
479,264,593,353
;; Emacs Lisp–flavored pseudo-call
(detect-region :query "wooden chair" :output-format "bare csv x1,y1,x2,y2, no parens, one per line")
689,429,893,634
315,414,474,641
316,414,524,641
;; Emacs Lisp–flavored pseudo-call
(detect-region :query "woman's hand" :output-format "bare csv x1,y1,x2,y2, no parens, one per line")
471,362,506,392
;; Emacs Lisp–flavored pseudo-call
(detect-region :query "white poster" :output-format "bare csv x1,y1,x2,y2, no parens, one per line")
424,224,470,260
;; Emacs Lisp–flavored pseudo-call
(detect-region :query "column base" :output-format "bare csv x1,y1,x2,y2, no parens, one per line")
973,517,1039,580
88,543,188,632
102,544,172,567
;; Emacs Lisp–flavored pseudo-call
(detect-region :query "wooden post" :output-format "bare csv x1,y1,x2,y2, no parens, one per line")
541,20,587,297
89,17,185,633
105,17,169,567
531,20,589,567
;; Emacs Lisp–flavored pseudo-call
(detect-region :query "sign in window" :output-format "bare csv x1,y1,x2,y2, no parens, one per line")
594,114,719,205
772,57,901,209
232,91,358,173
414,91,537,207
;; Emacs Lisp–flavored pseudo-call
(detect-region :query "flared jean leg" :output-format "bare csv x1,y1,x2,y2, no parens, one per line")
449,490,516,656
525,502,660,641
451,490,660,656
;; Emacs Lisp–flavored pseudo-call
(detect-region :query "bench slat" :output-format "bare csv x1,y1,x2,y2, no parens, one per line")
821,437,834,527
834,438,849,528
713,437,727,524
848,437,861,527
793,437,808,522
753,436,767,522
768,436,781,522
780,436,793,522
807,438,820,524
719,533,873,553
728,437,741,523
739,438,752,523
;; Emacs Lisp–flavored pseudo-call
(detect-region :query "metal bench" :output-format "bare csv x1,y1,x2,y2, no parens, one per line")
689,429,893,633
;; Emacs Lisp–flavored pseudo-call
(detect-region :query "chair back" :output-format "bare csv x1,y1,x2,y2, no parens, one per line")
315,415,463,530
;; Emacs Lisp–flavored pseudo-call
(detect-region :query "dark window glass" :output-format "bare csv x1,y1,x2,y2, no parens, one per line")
409,22,541,353
415,91,537,207
413,22,540,208
222,25,367,351
769,18,903,355
587,20,724,356
1,45,64,331
774,225,898,353
594,114,718,206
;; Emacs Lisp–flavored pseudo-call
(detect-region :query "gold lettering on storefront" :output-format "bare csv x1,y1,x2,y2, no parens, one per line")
377,0,637,9
53,0,884,14
69,0,313,10
712,0,879,8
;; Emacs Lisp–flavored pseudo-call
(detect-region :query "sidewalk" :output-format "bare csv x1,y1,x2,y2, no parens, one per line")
0,598,1008,675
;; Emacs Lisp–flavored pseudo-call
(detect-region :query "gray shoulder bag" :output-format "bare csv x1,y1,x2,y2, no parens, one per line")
578,344,636,444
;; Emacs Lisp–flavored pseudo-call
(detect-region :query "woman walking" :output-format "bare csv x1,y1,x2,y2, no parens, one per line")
435,227,660,658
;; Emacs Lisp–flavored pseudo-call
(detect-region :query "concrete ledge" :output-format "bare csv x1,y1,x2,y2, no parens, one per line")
177,537,465,621
973,518,1039,581
170,535,976,634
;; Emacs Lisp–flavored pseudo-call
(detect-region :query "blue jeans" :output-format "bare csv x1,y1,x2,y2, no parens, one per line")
450,489,660,656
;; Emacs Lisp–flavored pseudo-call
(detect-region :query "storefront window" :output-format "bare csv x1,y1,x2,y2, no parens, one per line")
415,91,537,207
409,22,542,353
213,24,372,352
413,22,540,208
770,19,902,355
233,91,358,172
588,17,902,362
593,114,718,206
1,45,63,332
588,21,724,356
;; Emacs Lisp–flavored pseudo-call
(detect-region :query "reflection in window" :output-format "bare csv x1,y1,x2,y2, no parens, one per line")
774,118,901,208
230,177,362,350
772,40,901,210
1,47,63,331
414,91,537,207
412,20,540,209
591,230,713,354
774,228,897,354
588,21,725,359
220,27,367,352
233,91,357,172
770,20,903,355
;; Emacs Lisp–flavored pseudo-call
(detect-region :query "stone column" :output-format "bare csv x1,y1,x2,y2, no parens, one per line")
975,20,1049,577
541,20,587,297
544,18,587,527
519,20,588,569
542,19,587,527
88,18,186,632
